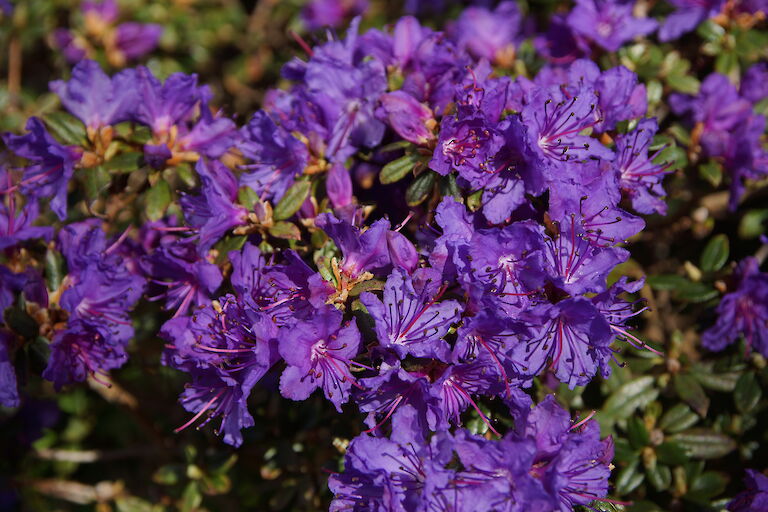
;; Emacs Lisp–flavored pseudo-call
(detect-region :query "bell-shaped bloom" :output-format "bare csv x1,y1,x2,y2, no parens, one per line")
658,0,725,42
0,330,19,408
447,1,522,62
728,470,768,512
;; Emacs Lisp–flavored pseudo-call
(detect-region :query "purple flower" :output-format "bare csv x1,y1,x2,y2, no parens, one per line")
278,306,361,411
2,118,81,221
429,110,504,177
0,171,54,250
177,369,256,448
0,330,19,408
658,0,725,42
316,213,392,280
238,110,309,202
534,13,591,64
114,22,163,60
52,29,88,64
512,298,614,388
614,118,671,215
520,86,613,172
567,0,657,52
361,268,462,362
543,214,628,295
42,221,144,389
728,470,768,512
301,0,368,30
702,257,768,357
42,319,126,390
141,240,222,316
376,91,436,145
132,67,210,136
49,60,137,134
447,1,521,62
740,63,768,104
179,159,247,254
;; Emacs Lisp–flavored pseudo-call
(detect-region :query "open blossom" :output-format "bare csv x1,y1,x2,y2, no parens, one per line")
278,306,361,411
567,0,657,52
702,257,768,357
2,118,81,221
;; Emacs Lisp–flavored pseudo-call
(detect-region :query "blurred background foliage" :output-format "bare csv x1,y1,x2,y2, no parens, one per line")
0,0,767,511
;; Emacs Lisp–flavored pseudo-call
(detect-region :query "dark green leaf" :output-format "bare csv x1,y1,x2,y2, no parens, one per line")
273,179,311,220
646,274,690,290
145,180,172,221
659,403,699,433
699,234,729,272
600,376,659,424
405,171,436,207
670,429,736,459
180,482,202,512
673,374,709,417
627,416,650,449
734,372,762,414
615,462,645,495
692,367,740,392
666,74,700,95
380,153,420,184
688,471,728,501
646,463,672,491
655,442,689,466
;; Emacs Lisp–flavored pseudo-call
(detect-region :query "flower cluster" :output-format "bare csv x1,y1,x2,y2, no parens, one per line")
2,0,767,510
53,0,162,67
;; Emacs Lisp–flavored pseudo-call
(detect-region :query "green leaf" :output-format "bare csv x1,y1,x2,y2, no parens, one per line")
738,209,768,239
699,234,729,272
666,74,700,95
688,471,728,501
273,179,311,220
440,173,461,200
600,376,659,424
268,221,301,240
615,462,645,495
153,465,181,485
213,235,247,264
715,51,739,76
646,463,672,491
734,372,762,414
180,482,202,512
691,366,740,392
655,442,689,466
627,416,650,449
145,180,172,221
405,171,436,207
670,429,736,459
467,189,482,212
646,274,690,290
83,165,112,199
659,403,699,433
696,19,726,42
104,151,142,173
698,160,722,187
380,153,420,184
43,111,87,146
673,374,709,417
349,279,385,297
45,248,65,292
